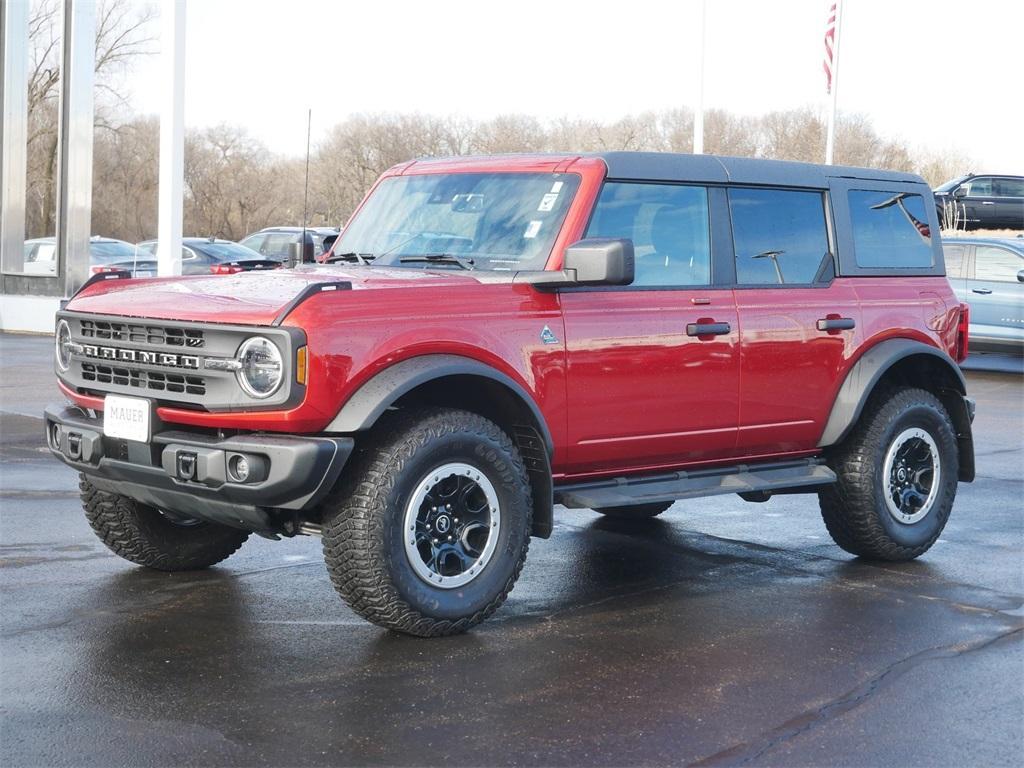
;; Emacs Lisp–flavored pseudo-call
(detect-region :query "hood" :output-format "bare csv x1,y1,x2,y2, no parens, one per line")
65,265,487,326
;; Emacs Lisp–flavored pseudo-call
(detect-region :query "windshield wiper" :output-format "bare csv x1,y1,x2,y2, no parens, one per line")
398,253,475,270
324,251,376,265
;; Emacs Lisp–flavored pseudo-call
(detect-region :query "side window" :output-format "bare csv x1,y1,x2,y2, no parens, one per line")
847,190,934,269
963,177,994,197
729,188,829,285
973,246,1024,282
585,182,711,287
994,178,1024,198
941,244,967,278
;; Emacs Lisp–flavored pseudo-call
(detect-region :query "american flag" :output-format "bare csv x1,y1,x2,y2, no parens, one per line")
823,3,837,94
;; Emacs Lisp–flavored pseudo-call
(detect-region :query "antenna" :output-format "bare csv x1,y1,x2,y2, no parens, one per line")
301,108,312,264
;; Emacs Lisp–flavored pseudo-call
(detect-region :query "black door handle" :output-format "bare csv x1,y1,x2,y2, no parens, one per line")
686,322,731,337
816,317,856,332
971,288,993,295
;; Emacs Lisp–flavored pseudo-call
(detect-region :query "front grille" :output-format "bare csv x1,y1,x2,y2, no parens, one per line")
60,311,298,411
80,319,205,348
82,362,207,395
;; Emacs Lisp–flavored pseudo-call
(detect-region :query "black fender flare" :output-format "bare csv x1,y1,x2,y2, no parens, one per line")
818,338,974,481
323,354,555,537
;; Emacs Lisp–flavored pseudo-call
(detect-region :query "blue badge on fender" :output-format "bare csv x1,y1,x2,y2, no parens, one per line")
540,325,559,345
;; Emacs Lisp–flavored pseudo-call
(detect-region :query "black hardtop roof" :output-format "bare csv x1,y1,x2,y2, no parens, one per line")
408,151,926,188
592,151,926,187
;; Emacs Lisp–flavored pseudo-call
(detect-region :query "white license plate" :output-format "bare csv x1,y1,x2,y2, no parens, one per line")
103,395,151,442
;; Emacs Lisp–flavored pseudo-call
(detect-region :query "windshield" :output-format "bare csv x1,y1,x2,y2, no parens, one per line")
934,176,969,193
333,172,581,271
89,240,138,263
194,241,264,261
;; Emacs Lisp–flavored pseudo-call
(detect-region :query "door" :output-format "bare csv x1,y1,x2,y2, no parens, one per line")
959,176,1000,228
993,177,1024,229
560,181,740,476
729,187,862,456
966,244,1024,346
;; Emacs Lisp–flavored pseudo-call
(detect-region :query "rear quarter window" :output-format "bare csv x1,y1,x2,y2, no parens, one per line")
848,190,934,269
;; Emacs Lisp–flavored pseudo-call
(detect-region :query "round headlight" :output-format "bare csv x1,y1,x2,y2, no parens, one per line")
236,336,283,398
55,319,72,371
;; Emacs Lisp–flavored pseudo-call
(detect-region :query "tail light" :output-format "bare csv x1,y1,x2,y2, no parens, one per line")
211,264,243,275
90,265,121,275
955,303,969,363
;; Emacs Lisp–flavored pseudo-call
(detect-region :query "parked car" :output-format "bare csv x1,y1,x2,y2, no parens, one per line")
239,226,340,264
22,236,139,276
108,238,282,276
942,236,1024,352
934,174,1024,230
47,152,975,637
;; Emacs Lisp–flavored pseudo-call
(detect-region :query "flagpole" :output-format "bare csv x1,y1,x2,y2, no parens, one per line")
824,0,843,165
693,0,706,155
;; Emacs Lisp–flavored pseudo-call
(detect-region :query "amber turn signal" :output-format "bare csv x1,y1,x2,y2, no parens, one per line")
295,346,308,385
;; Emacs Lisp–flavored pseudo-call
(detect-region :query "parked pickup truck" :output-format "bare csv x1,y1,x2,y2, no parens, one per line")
46,152,975,636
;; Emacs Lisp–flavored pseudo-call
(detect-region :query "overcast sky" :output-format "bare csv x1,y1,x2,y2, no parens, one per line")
127,0,1022,173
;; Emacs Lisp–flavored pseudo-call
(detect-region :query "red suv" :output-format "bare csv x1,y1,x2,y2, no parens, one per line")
46,153,975,636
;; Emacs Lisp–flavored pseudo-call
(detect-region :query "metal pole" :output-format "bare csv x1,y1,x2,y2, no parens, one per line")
0,0,29,276
824,0,843,165
157,0,186,277
57,0,96,296
693,0,707,155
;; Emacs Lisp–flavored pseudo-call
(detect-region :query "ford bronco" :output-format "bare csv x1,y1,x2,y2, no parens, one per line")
46,152,975,636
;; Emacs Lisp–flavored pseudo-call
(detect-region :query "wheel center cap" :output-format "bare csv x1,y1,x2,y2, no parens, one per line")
897,468,907,482
435,515,452,534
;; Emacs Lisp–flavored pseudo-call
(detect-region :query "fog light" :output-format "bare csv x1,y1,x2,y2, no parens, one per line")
229,454,250,482
51,424,61,448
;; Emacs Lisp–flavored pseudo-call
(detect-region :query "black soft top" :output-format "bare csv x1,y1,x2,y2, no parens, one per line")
593,151,925,188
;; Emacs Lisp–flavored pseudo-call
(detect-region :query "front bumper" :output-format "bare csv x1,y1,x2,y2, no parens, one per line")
44,403,353,533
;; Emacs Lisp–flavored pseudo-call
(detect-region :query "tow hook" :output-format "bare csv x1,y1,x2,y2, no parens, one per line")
176,451,198,481
67,432,82,460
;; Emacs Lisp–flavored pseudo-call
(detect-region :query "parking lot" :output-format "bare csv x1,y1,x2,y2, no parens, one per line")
1,332,1021,767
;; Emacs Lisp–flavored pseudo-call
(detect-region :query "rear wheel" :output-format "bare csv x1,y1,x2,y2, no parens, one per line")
594,502,673,519
819,387,958,561
81,476,249,571
321,408,532,637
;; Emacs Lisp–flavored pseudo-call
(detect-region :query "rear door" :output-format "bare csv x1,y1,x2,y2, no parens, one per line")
560,181,740,475
729,186,862,456
993,177,1024,229
966,244,1024,345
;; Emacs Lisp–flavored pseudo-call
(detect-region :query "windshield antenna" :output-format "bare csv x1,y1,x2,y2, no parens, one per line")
301,108,311,265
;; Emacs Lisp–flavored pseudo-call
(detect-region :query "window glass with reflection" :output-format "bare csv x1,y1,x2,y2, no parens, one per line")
585,182,711,287
848,190,934,269
729,188,829,285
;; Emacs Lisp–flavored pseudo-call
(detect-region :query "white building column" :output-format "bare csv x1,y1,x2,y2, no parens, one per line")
157,0,186,277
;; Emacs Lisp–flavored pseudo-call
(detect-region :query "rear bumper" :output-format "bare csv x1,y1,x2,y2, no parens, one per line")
44,403,353,533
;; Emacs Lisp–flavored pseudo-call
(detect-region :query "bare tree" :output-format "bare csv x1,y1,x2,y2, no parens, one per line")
24,0,156,238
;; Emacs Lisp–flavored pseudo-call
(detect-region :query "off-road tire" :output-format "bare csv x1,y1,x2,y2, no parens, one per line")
819,387,958,561
321,408,532,637
81,475,249,570
594,502,674,518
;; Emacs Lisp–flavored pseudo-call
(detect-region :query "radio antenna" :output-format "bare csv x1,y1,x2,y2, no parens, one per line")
301,108,311,263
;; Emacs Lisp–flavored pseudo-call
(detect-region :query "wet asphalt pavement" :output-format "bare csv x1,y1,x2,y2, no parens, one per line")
1,332,1022,767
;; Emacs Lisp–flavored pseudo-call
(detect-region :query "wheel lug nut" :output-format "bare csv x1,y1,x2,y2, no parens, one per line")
432,538,438,544
447,535,453,541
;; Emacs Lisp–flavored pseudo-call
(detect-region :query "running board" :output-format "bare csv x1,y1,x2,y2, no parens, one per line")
553,458,836,510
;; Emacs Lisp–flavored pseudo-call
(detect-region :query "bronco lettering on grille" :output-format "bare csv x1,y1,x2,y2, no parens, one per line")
76,343,200,370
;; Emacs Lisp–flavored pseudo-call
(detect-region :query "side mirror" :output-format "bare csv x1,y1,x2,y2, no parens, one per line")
1017,269,1024,283
562,239,635,286
952,187,967,198
522,238,635,290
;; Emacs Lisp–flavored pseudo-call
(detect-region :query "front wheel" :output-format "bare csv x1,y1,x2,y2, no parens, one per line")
819,387,959,561
81,476,249,570
322,408,532,637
